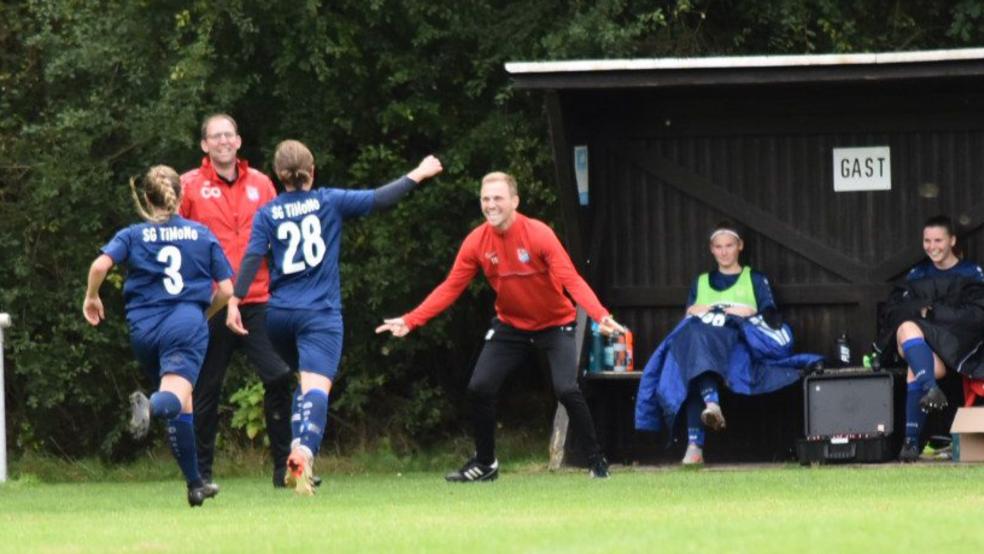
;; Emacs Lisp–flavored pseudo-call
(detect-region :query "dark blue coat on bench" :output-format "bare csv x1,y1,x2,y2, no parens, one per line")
634,313,822,434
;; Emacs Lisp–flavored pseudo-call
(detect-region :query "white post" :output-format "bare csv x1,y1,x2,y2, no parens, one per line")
0,312,10,483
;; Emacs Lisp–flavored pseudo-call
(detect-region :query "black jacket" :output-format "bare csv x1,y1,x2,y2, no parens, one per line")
876,276,984,379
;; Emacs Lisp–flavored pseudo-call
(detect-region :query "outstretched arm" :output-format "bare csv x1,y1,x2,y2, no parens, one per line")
407,155,443,184
375,265,477,337
83,254,114,326
537,224,626,336
375,317,410,337
373,155,443,210
376,236,479,337
598,314,628,337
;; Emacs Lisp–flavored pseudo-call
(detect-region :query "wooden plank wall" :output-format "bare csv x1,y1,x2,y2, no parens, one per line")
560,82,984,366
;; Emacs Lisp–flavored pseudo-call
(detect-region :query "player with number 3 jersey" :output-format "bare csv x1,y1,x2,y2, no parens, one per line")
226,140,442,494
83,165,234,507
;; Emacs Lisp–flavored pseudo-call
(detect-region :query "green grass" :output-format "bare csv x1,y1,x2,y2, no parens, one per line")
2,462,984,553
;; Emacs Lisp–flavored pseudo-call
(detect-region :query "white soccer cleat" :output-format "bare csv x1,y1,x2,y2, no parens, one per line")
285,448,315,496
682,443,704,466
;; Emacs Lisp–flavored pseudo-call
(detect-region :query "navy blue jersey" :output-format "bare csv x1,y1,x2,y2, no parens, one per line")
101,215,233,313
686,269,776,312
245,187,374,310
906,259,984,282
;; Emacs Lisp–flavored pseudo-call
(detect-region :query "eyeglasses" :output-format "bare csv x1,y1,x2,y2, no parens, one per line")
206,131,237,141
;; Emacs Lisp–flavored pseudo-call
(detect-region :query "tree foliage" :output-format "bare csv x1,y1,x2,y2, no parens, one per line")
4,0,984,457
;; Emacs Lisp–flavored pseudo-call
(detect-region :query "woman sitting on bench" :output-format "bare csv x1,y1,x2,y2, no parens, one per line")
884,215,984,462
635,221,820,465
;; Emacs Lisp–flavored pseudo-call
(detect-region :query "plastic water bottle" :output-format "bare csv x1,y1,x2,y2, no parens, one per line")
603,337,615,371
836,332,851,367
588,322,603,373
613,334,627,372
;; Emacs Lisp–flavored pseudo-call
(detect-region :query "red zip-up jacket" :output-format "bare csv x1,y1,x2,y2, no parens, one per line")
180,157,277,305
403,213,609,331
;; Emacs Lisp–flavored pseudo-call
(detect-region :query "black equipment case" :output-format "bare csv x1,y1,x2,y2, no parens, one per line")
796,370,896,464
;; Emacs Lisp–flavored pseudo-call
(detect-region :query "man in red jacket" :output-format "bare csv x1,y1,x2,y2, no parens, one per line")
376,171,625,482
180,113,293,488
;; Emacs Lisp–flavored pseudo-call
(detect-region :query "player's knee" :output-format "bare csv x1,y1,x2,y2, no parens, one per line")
263,374,292,401
896,321,922,343
150,390,182,419
555,387,582,405
466,382,496,402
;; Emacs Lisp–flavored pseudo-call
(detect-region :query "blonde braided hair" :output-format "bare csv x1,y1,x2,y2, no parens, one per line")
130,165,181,223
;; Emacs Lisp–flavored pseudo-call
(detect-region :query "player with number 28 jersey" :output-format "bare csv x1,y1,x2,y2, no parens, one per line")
227,140,442,495
246,187,372,310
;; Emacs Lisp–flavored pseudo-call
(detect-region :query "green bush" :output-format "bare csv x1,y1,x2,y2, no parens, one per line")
229,379,267,444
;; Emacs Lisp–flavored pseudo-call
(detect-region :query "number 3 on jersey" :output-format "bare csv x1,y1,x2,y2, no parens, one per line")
278,214,326,274
157,245,184,295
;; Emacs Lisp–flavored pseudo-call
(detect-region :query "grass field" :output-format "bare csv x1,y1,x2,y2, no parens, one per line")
2,460,984,553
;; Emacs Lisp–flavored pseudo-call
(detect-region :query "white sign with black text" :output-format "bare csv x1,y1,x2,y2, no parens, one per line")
832,146,891,192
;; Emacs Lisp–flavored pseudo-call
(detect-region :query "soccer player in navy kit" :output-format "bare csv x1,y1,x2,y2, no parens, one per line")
227,140,442,494
83,165,234,507
896,215,984,461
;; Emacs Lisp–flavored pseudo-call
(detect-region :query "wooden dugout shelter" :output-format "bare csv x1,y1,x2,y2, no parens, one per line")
506,48,984,464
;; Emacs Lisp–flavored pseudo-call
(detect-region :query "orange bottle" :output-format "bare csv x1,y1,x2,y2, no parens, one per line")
625,330,635,371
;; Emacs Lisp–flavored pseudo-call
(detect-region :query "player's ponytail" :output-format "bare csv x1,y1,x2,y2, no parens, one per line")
274,140,314,190
131,165,182,223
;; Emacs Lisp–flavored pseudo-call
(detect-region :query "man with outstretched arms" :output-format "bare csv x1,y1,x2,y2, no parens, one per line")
180,113,293,488
377,171,625,482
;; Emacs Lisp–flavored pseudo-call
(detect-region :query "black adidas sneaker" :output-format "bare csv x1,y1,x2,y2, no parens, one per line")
445,457,499,482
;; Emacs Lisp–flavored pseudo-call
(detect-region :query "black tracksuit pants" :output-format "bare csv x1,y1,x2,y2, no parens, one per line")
467,318,602,465
194,303,292,481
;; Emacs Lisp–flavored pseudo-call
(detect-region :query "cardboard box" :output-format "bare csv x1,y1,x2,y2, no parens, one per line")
949,407,984,462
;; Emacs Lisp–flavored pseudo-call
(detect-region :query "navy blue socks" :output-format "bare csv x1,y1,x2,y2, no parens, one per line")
904,382,927,447
902,338,936,393
699,373,720,405
684,373,722,446
685,388,705,447
296,389,329,457
290,385,304,439
167,413,203,488
902,338,936,449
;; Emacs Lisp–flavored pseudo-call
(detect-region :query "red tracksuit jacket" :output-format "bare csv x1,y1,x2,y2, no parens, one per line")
180,157,277,305
403,213,609,331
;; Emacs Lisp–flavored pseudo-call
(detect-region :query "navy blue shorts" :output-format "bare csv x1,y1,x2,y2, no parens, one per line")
266,307,343,380
128,303,208,385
